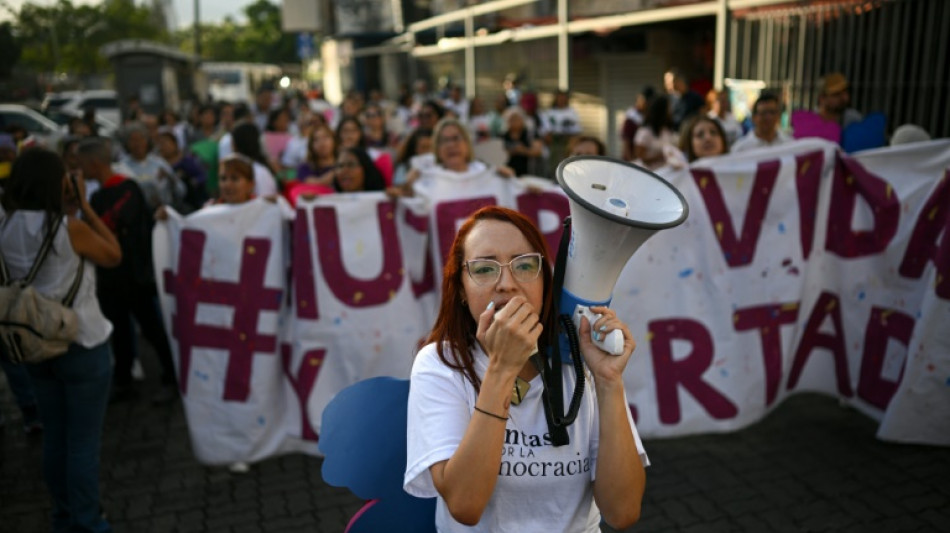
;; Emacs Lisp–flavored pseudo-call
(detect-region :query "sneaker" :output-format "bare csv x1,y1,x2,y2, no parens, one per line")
229,461,250,474
151,385,178,405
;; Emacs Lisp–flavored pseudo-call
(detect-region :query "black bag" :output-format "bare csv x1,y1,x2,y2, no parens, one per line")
0,218,84,364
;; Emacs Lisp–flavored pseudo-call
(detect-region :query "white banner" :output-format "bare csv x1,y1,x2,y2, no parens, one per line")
156,140,950,464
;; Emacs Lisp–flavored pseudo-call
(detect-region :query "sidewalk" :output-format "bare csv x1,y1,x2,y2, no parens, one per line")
2,359,948,532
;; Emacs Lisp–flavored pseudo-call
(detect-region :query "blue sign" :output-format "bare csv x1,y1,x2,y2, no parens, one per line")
297,32,314,60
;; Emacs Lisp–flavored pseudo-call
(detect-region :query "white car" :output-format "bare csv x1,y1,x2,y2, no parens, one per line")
0,104,65,149
43,90,120,126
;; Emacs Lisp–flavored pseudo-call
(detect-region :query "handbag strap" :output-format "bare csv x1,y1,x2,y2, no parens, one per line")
0,215,84,307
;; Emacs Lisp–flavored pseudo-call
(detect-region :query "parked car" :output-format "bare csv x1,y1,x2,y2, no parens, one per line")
44,108,118,139
0,104,65,149
42,90,120,126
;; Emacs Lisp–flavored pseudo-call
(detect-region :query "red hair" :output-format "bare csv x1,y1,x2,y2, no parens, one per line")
426,206,555,391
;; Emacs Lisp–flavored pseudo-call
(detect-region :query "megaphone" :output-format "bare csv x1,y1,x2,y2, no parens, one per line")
555,156,689,360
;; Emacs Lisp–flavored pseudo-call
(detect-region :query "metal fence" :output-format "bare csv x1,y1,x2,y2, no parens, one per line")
728,0,949,138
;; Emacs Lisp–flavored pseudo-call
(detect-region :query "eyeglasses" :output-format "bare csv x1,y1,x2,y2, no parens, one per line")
464,253,543,285
336,161,360,170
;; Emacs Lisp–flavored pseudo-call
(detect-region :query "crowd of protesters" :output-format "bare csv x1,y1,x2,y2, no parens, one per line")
0,66,939,531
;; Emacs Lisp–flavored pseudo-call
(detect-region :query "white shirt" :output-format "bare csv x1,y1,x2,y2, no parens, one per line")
252,162,278,197
281,134,308,168
731,129,792,153
0,209,112,347
405,342,648,533
709,111,743,146
542,107,582,136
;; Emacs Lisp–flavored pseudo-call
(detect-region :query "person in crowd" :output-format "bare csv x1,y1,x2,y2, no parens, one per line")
467,97,493,143
218,102,235,137
890,124,931,146
252,86,274,131
281,108,321,170
0,147,121,532
297,124,337,187
665,69,705,132
417,100,446,132
218,103,252,160
160,109,188,150
489,94,511,138
263,107,293,172
211,154,259,205
502,107,545,177
816,72,863,129
679,115,729,163
67,116,92,138
621,86,654,162
706,89,742,146
115,123,184,210
60,136,82,173
393,127,433,186
542,89,582,175
732,93,791,153
404,205,647,532
634,96,676,170
231,122,278,197
443,84,470,123
568,135,607,157
77,138,179,404
363,102,398,149
333,147,387,193
157,131,208,210
0,133,16,180
124,95,142,123
394,92,415,135
82,108,100,137
336,115,366,151
188,103,221,144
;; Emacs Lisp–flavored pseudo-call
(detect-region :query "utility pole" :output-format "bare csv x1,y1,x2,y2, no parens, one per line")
194,0,201,62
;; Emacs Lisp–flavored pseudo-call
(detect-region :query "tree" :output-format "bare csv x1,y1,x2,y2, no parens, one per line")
0,22,20,77
174,1,297,64
13,0,171,75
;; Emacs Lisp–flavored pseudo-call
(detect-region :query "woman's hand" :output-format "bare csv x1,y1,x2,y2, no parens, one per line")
496,165,515,178
154,206,168,221
475,296,542,374
578,306,636,385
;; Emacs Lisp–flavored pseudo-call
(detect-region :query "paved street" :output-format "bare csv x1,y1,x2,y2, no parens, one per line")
2,350,948,532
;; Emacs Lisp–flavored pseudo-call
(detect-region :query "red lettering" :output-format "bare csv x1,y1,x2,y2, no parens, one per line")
516,191,570,258
281,344,326,441
691,160,780,266
292,208,319,319
857,308,914,410
787,292,853,397
314,201,404,307
898,171,950,299
163,230,281,401
825,154,900,258
649,318,739,424
435,197,496,261
733,302,800,406
794,151,824,260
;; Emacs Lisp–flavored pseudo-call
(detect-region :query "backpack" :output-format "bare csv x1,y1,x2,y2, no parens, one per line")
0,217,84,364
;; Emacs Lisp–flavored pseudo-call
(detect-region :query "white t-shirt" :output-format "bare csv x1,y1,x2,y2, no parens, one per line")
542,107,582,136
633,126,676,170
281,134,308,168
252,161,278,197
405,342,648,533
0,209,112,347
731,130,792,153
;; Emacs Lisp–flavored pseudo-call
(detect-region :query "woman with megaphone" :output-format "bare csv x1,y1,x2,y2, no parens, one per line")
404,206,648,532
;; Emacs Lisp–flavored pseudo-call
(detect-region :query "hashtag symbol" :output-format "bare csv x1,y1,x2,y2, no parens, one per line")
164,229,283,401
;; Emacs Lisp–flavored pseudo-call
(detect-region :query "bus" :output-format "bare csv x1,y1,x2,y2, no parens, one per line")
200,62,282,104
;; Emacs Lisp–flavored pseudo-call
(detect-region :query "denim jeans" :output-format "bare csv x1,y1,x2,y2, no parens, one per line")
28,340,113,533
1,355,37,410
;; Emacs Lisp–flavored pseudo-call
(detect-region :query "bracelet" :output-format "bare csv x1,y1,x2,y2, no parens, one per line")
473,405,509,422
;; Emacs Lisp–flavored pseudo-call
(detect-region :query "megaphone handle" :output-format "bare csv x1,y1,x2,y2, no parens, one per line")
572,306,625,356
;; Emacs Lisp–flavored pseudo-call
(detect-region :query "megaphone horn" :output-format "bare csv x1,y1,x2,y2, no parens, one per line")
555,156,689,358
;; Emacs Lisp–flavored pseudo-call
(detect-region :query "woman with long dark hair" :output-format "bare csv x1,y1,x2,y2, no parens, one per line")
0,147,121,532
404,206,647,532
633,95,676,170
231,122,278,197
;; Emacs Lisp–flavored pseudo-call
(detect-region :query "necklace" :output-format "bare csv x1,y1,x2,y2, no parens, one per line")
511,376,530,406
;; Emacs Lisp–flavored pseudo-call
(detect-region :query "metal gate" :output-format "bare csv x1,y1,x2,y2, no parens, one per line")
728,0,950,139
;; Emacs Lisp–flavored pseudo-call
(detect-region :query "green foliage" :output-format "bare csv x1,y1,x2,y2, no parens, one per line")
174,0,298,64
12,0,171,75
0,22,21,77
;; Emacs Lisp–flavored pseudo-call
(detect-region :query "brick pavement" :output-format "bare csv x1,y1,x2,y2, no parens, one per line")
3,358,948,532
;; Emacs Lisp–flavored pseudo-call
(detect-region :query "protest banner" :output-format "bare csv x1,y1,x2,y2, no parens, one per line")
155,139,950,464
